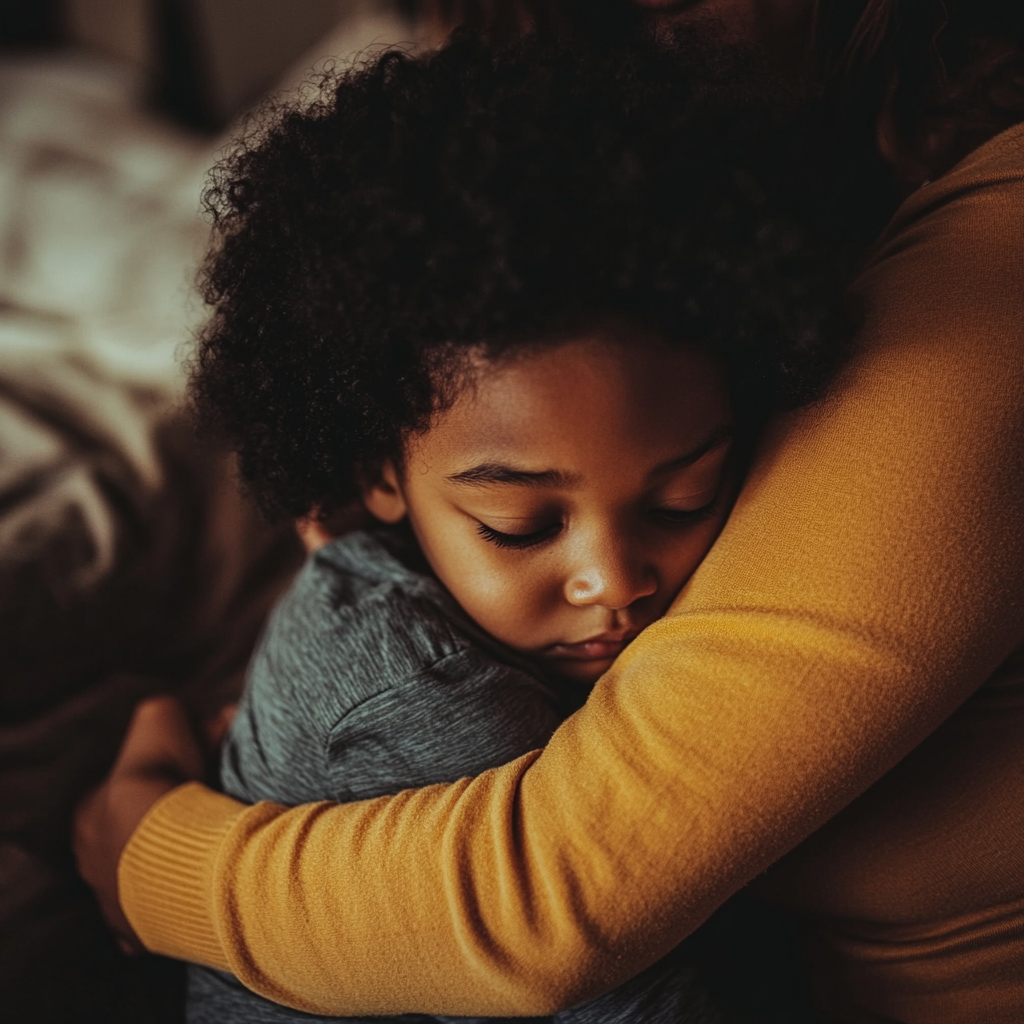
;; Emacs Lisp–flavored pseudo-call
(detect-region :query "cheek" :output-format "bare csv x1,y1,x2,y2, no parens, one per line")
442,555,559,647
416,523,561,646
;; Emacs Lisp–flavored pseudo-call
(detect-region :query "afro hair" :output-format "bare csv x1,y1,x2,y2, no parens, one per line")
190,28,895,520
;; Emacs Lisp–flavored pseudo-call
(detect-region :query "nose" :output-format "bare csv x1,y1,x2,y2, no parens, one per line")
563,530,658,611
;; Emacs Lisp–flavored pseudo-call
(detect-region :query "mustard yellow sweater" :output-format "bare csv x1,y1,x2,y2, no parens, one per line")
120,122,1024,1024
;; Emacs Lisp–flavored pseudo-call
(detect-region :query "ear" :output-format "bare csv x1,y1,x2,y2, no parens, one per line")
361,460,408,524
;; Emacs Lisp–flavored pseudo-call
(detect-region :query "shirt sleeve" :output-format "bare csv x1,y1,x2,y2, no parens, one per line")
117,128,1024,1017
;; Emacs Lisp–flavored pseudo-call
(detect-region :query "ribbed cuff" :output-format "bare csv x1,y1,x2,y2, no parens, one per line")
118,781,243,971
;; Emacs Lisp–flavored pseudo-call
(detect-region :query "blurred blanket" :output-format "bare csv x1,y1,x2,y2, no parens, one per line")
0,58,301,1024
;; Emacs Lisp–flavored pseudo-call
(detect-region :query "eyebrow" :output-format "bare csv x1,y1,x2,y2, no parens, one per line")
446,423,734,489
647,423,734,476
447,465,583,488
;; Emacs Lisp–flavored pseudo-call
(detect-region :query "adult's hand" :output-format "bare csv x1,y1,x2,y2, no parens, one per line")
74,695,206,953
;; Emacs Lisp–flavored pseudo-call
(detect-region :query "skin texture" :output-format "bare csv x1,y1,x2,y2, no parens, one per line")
363,333,735,684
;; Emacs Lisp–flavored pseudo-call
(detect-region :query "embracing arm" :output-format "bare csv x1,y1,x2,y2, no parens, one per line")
117,127,1024,1017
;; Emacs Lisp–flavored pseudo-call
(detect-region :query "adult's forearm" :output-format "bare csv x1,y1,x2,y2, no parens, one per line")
122,491,1023,1020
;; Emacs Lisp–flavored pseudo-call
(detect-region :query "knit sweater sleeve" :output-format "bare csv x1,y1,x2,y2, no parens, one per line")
117,125,1024,1018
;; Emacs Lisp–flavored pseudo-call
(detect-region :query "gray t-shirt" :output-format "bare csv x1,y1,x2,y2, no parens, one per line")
187,528,725,1024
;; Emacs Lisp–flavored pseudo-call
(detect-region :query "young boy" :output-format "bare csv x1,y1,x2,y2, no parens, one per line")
186,27,888,1024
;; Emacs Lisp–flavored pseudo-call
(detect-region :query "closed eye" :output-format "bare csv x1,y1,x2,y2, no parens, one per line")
651,496,719,525
476,521,561,550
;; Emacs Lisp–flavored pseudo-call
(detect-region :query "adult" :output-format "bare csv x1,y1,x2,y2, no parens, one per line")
76,1,1024,1021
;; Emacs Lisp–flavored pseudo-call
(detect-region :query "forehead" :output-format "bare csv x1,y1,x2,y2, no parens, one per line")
405,333,730,475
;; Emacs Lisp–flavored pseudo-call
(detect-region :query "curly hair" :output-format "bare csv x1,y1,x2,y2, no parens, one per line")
189,28,894,520
818,0,1024,182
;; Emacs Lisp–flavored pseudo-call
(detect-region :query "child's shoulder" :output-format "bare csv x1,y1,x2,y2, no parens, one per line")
307,527,444,610
250,527,490,715
223,527,554,806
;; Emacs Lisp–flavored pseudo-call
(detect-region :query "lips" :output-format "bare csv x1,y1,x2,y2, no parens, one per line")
546,631,639,662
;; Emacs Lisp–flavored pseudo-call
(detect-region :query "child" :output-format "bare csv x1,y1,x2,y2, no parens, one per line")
186,28,887,1024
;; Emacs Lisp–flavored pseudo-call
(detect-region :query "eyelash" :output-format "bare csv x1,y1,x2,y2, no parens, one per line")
651,496,720,526
475,497,720,551
476,522,560,550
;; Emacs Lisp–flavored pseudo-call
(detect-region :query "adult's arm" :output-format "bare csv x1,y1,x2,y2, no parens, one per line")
118,125,1024,1017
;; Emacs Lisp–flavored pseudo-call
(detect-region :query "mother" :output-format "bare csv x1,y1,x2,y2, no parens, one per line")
76,1,1024,1021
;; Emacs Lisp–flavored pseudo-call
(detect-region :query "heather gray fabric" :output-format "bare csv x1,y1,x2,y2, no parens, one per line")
187,528,727,1024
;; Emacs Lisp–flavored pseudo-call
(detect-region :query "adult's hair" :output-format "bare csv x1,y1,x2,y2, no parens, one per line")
420,0,1024,180
816,0,1024,180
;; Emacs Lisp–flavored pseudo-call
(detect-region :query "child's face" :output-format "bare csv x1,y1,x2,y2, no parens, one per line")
364,333,735,684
